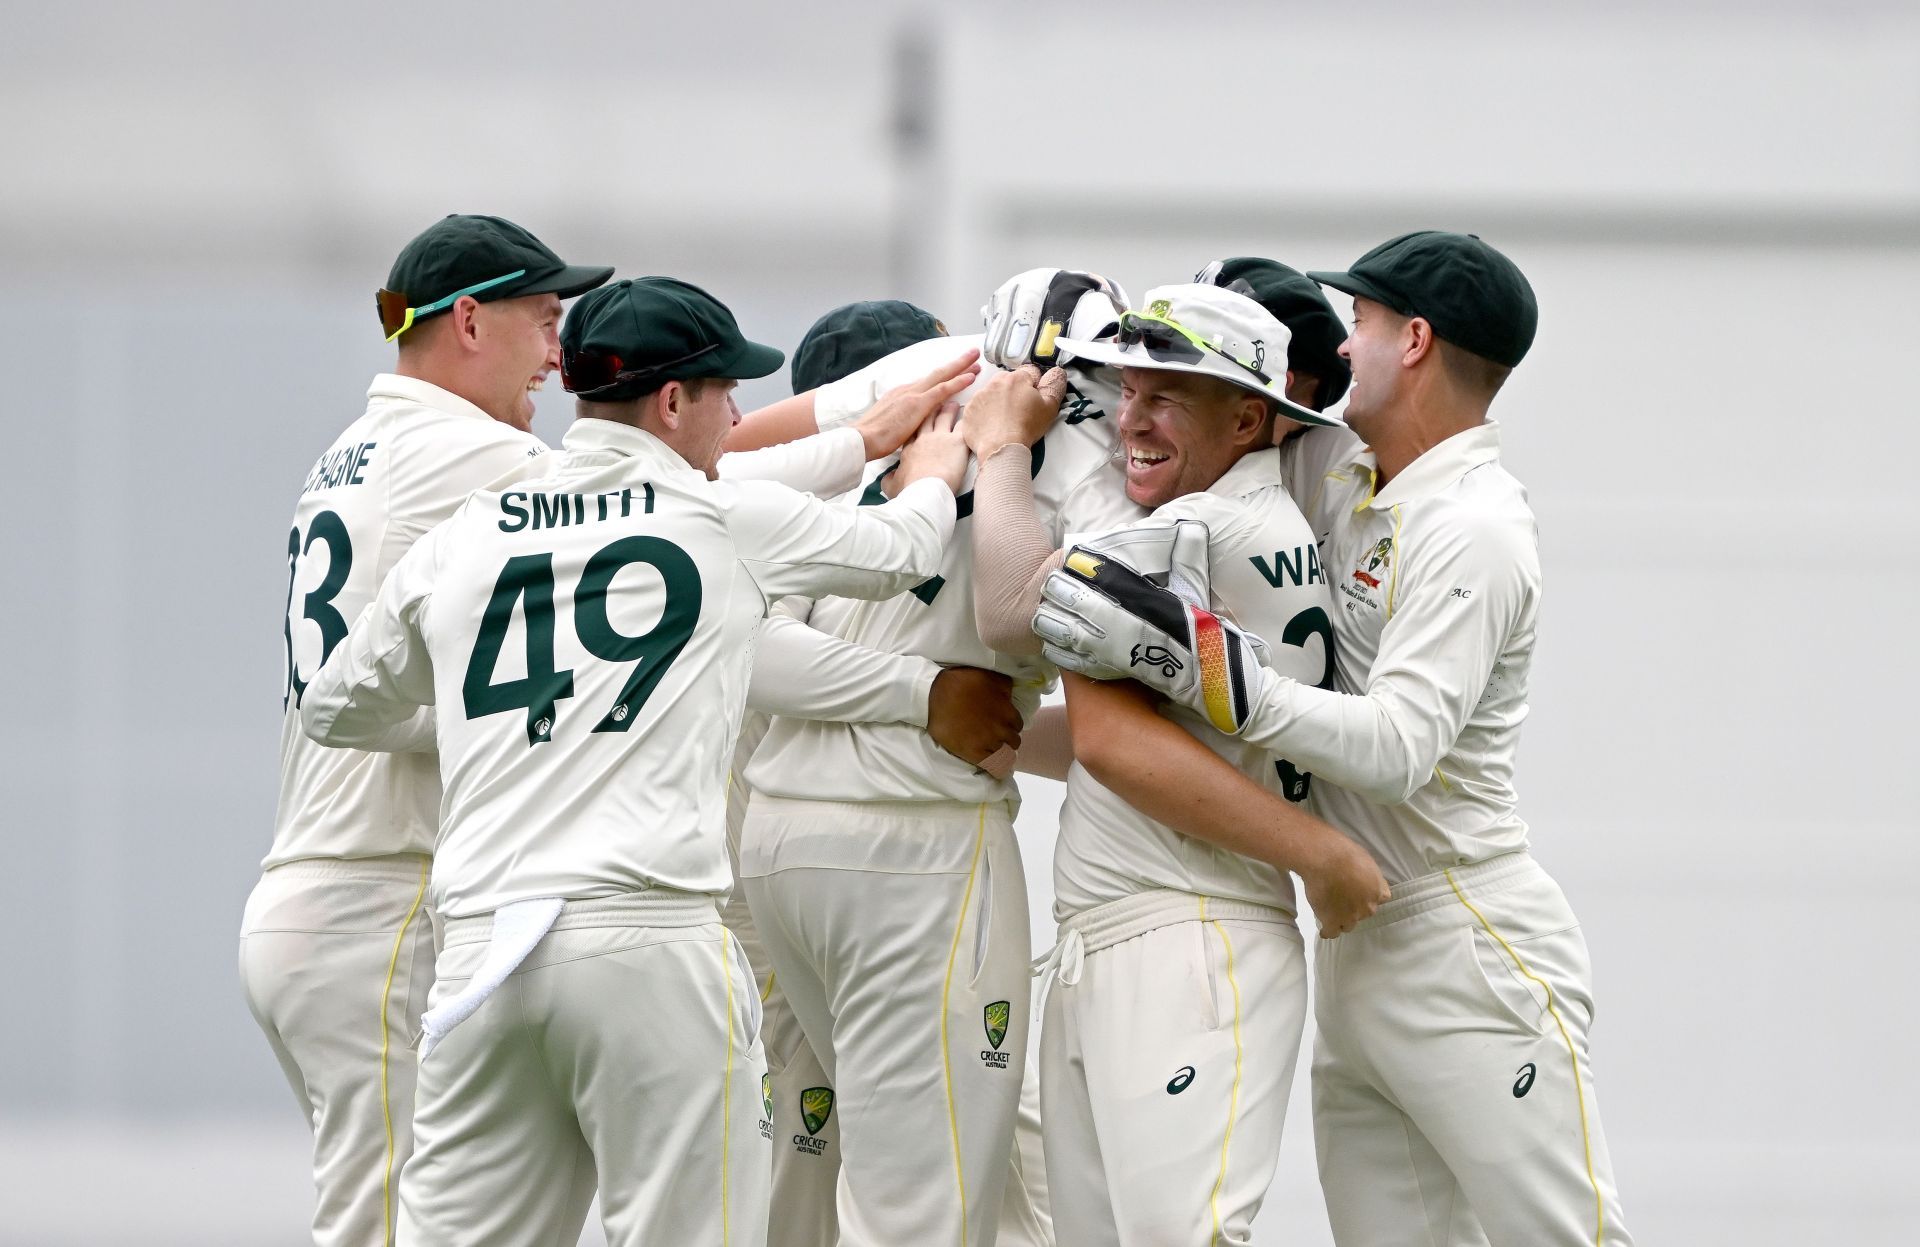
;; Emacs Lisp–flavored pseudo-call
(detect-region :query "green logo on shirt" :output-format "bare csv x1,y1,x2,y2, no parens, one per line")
762,1074,773,1120
801,1087,835,1135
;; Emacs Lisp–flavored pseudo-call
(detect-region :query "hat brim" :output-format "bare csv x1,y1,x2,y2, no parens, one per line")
1307,270,1410,318
1054,337,1343,428
513,264,616,301
711,339,786,381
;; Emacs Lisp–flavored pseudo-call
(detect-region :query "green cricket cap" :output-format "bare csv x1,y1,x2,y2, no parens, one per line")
560,276,784,401
1197,257,1352,409
1309,231,1537,368
382,214,612,330
790,300,948,394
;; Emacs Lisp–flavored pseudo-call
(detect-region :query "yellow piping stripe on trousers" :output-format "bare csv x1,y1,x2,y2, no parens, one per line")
937,805,989,1247
1200,898,1247,1247
1444,870,1604,1247
717,927,739,1247
377,858,430,1247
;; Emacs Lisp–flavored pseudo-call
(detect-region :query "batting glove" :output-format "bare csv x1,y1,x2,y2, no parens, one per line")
1033,519,1272,734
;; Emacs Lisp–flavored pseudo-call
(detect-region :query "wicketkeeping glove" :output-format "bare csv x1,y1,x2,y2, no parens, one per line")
1032,519,1272,735
981,268,1129,372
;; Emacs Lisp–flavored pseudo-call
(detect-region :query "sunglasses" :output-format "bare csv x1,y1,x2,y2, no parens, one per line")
1116,310,1272,386
561,343,721,397
376,269,528,341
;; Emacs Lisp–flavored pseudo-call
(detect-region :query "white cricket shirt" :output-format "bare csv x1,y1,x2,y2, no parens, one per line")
1259,421,1540,885
267,375,548,867
300,418,955,919
1053,448,1335,920
746,335,1145,808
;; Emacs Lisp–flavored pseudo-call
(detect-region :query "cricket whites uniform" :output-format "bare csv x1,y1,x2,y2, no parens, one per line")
1259,421,1635,1246
719,435,944,1247
740,334,1140,1247
300,417,956,1247
241,374,546,1247
1040,447,1331,1246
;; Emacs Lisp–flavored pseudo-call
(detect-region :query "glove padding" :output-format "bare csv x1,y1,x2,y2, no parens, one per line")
1033,519,1271,734
981,268,1128,372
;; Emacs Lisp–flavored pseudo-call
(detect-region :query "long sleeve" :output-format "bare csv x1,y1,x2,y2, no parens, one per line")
300,530,442,750
724,475,955,603
969,445,1061,655
812,335,985,430
747,612,939,725
717,427,866,497
1233,509,1534,803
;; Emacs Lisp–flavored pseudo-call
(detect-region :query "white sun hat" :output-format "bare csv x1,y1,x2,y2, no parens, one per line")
1054,282,1341,427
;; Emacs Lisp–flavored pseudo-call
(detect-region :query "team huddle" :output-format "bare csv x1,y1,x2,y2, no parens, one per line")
242,213,1635,1247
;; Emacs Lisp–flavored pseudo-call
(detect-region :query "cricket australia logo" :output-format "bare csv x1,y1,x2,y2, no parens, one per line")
1347,536,1394,599
760,1074,774,1139
793,1086,835,1155
981,1001,1011,1069
1130,644,1183,679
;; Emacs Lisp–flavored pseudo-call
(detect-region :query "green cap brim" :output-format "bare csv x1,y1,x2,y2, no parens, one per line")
514,264,616,301
716,339,786,381
1307,270,1411,318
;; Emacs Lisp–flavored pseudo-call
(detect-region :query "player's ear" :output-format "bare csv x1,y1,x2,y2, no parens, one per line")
1232,394,1269,449
658,380,684,431
1403,316,1437,369
449,295,485,354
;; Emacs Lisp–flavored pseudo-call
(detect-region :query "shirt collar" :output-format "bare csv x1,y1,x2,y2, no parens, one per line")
559,417,692,469
1206,446,1287,500
1358,421,1503,511
366,373,497,424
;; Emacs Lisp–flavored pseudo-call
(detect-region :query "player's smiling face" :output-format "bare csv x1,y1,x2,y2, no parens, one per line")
1115,367,1269,507
474,292,564,432
1338,296,1407,442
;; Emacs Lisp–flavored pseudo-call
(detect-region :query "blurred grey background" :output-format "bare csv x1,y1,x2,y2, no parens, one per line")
3,0,1918,1242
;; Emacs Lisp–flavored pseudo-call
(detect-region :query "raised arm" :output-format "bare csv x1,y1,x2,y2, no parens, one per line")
1063,673,1389,936
964,366,1071,655
728,410,967,603
724,345,980,456
300,532,441,751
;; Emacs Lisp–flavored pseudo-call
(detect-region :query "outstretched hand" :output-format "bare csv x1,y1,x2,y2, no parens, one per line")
851,349,981,460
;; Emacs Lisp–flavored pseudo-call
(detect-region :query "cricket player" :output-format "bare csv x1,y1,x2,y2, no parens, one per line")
242,213,611,1247
298,274,970,1246
723,298,1030,1247
1034,232,1636,1246
738,268,1141,1247
962,283,1390,1245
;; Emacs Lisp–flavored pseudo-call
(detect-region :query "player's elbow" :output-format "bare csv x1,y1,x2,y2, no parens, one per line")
976,607,1044,658
1359,720,1436,805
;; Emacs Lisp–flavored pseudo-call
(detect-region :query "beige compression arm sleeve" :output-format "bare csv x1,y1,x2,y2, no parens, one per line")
970,445,1066,656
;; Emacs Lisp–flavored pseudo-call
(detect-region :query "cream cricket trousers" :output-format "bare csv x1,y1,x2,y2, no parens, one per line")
740,796,1033,1247
396,891,769,1247
1037,890,1307,1247
725,875,1053,1247
1313,852,1634,1247
240,853,435,1247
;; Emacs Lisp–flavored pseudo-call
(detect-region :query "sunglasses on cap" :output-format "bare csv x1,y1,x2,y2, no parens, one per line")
561,343,722,398
376,269,528,341
1116,310,1272,386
